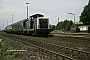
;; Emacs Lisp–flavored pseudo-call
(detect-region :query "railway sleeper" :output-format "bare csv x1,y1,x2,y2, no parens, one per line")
29,38,90,58
3,34,90,60
2,34,77,60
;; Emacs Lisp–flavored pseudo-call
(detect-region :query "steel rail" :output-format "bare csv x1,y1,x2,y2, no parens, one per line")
2,34,76,60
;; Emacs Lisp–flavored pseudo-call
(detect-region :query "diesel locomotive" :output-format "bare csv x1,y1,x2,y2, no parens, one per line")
5,14,52,36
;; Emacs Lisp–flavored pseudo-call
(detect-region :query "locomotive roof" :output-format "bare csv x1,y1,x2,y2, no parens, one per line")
30,14,44,17
30,14,44,18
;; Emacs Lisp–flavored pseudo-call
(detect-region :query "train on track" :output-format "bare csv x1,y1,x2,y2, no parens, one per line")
5,14,52,36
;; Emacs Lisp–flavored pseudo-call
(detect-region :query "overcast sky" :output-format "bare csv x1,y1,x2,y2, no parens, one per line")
0,0,89,30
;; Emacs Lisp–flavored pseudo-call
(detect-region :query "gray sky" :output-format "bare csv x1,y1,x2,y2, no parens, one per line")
0,0,89,30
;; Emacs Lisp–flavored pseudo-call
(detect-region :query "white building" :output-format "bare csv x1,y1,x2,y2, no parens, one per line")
78,25,88,31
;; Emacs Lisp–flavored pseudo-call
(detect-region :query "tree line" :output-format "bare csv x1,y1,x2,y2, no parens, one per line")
52,19,74,31
52,0,90,31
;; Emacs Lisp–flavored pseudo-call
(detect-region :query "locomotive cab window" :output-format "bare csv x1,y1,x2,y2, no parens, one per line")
39,19,48,28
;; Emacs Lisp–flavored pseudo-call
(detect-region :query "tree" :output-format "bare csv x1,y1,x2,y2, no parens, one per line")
63,19,69,29
51,25,55,31
56,21,64,30
65,20,73,31
56,19,69,30
55,19,73,31
80,0,90,25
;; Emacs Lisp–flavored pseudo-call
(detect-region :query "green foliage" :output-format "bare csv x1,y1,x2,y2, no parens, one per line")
51,25,55,31
80,1,90,25
0,39,22,60
56,21,64,30
63,20,70,29
55,19,73,31
65,20,73,31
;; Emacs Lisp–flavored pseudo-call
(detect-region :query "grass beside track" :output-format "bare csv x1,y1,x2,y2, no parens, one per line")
0,36,22,60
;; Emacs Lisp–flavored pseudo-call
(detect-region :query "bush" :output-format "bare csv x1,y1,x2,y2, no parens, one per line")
0,39,22,60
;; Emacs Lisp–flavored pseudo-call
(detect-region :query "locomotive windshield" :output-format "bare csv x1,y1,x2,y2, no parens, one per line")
39,19,48,28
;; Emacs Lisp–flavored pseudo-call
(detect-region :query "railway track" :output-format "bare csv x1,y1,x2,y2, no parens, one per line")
17,36,90,60
43,36,90,52
1,33,90,60
1,33,75,60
